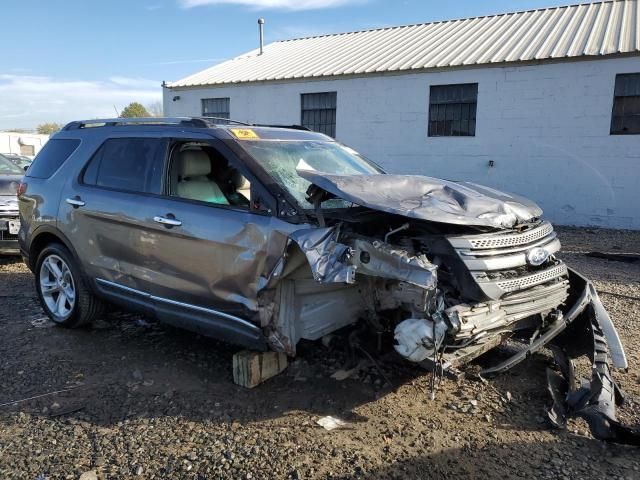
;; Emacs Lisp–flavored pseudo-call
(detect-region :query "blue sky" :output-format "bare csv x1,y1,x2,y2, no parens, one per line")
2,0,576,129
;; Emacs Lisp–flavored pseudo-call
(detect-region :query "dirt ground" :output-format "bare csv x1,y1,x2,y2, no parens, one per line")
0,227,639,480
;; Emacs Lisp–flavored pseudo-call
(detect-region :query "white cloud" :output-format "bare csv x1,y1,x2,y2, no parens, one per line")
180,0,365,11
0,74,162,130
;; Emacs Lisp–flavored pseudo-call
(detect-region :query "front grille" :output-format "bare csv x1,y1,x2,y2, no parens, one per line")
0,217,19,242
0,231,18,241
447,221,568,300
495,264,568,293
465,222,554,249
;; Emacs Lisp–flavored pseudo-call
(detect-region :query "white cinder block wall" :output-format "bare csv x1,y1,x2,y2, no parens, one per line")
164,56,640,229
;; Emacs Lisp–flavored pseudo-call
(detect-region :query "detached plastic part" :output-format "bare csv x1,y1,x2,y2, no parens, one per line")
394,317,446,362
547,312,640,445
545,277,639,445
477,268,638,445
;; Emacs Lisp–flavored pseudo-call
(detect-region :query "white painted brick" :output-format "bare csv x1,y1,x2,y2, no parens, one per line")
165,56,640,229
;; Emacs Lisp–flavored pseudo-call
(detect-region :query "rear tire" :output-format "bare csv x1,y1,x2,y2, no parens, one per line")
35,243,103,328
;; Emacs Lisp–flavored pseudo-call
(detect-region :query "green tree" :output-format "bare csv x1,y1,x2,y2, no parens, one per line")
119,102,150,118
37,122,62,135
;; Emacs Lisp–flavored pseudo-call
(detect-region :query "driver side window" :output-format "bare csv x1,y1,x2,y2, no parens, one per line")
167,142,251,208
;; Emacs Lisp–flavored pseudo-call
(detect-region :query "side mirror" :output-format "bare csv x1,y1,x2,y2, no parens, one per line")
23,165,29,172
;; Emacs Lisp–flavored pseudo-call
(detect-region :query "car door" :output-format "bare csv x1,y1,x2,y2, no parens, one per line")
59,135,168,306
144,137,297,323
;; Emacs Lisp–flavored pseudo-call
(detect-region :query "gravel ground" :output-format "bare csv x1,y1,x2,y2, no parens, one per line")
0,227,639,480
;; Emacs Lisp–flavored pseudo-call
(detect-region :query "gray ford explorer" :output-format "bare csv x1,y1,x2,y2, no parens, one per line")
17,117,638,443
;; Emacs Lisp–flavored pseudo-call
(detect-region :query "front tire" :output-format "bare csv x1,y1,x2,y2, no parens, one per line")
35,243,103,327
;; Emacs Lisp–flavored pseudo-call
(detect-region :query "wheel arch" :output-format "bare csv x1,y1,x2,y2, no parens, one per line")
28,226,82,272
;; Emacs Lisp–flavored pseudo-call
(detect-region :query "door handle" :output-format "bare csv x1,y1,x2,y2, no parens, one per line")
153,215,182,227
65,197,85,208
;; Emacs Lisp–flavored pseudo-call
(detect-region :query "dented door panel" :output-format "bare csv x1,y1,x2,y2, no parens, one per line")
145,194,298,315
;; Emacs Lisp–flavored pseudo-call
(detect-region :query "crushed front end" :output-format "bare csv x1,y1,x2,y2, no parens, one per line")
262,214,637,444
229,138,637,444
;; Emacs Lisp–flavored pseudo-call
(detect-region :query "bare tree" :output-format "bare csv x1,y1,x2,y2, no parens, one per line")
146,101,163,117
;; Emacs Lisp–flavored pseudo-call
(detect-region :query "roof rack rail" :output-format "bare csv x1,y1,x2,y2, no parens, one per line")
61,117,212,130
253,124,310,131
194,116,253,126
61,117,310,132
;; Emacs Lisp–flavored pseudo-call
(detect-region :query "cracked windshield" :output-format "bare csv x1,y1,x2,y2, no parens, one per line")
240,140,383,208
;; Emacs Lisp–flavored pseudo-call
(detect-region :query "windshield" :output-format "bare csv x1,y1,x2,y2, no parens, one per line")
0,154,24,175
240,140,383,209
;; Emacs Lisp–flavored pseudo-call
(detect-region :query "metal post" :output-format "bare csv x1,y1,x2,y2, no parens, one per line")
258,18,265,55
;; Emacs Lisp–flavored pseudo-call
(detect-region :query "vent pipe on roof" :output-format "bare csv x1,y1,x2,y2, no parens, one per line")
258,18,265,55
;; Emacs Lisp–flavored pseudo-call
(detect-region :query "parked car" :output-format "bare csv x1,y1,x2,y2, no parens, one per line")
2,153,32,171
17,117,636,443
0,154,22,254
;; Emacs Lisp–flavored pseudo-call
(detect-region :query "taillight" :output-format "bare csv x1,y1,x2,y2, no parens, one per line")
17,182,27,197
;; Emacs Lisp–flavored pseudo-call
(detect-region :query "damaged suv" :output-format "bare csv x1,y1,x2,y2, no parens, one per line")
18,118,636,443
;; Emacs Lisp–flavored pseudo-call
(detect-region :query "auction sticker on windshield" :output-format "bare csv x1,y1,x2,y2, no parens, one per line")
230,128,260,140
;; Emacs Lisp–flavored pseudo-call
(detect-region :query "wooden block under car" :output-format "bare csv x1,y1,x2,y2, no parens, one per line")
233,350,288,388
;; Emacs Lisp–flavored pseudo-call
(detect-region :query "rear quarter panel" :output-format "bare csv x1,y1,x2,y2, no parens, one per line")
18,135,91,259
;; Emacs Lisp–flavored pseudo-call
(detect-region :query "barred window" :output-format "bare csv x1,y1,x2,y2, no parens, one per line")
301,92,337,138
202,97,230,123
611,73,640,135
428,83,478,137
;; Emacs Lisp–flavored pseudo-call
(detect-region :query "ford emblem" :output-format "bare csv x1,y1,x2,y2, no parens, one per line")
526,247,549,266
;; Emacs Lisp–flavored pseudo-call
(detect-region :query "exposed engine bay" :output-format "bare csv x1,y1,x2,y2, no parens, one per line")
256,182,638,445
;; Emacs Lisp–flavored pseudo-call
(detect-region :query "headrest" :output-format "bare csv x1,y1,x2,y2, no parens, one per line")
228,169,250,190
179,150,211,177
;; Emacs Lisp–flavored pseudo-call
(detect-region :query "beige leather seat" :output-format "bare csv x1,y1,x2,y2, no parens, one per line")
236,176,251,202
177,150,229,205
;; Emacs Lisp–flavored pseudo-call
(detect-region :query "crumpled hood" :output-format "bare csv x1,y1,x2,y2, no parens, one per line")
298,170,543,229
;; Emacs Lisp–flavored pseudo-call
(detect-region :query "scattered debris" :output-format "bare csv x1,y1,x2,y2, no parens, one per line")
330,360,368,381
48,405,84,418
233,350,287,388
29,316,53,328
79,471,98,480
316,416,348,431
0,386,81,408
584,251,640,264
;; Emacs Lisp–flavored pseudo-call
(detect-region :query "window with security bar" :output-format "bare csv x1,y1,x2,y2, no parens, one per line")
202,98,230,123
301,92,337,138
611,73,640,135
428,83,478,137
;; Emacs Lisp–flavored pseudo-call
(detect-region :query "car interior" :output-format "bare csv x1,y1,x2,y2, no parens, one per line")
169,143,251,207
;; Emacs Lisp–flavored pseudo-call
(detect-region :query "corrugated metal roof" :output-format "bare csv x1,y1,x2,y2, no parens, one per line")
169,0,640,88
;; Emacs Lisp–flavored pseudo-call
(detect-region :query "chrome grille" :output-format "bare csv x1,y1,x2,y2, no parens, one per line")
447,221,568,300
0,230,18,241
495,264,568,293
451,222,554,250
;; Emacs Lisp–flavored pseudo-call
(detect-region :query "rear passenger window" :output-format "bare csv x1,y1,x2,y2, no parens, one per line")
26,139,80,178
82,138,166,194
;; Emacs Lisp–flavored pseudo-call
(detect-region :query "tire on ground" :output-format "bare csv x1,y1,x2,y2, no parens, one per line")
35,242,103,328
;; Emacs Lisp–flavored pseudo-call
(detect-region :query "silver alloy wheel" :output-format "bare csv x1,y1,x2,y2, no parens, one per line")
39,254,76,320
